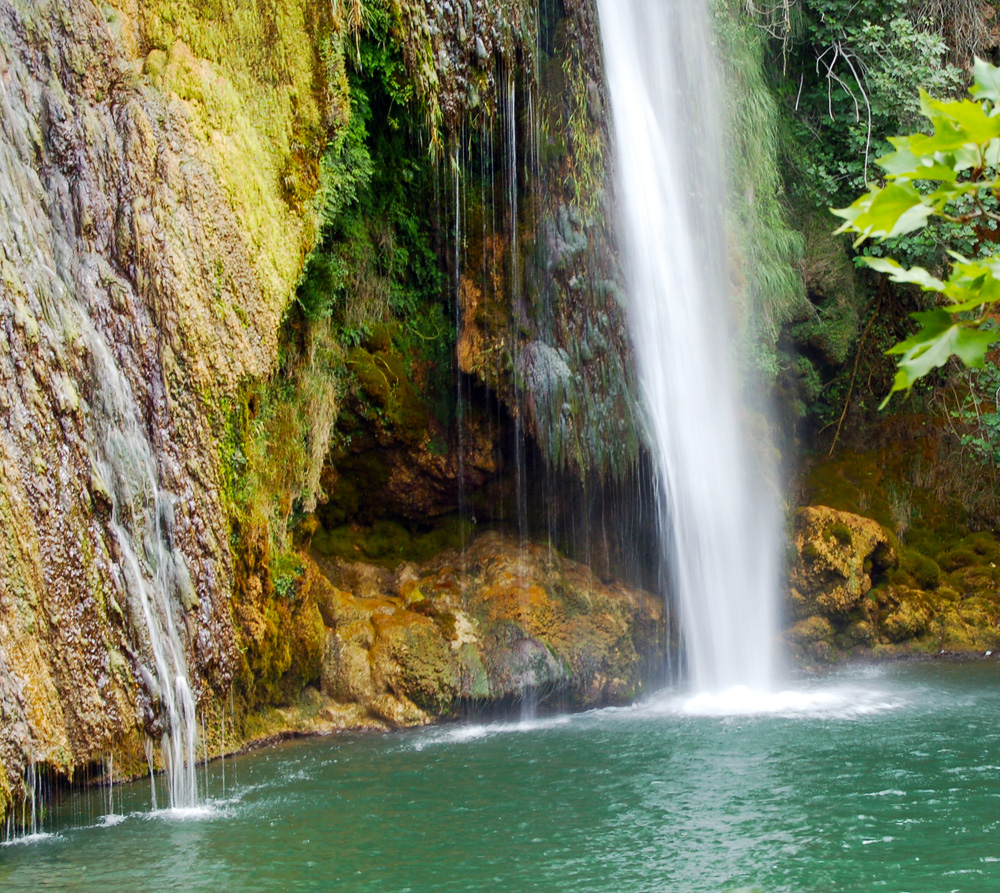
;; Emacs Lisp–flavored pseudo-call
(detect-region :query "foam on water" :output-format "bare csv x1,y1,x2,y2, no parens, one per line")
403,679,906,753
0,831,58,847
639,684,905,719
409,715,574,750
148,804,221,823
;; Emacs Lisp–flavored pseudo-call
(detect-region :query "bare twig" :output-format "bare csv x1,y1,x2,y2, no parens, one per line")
816,41,874,185
829,287,884,457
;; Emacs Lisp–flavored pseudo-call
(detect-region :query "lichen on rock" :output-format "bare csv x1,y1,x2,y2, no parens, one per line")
787,506,897,659
308,531,665,725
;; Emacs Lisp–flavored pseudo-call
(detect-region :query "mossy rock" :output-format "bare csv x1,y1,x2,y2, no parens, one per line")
346,346,394,408
311,531,664,719
825,521,853,546
938,548,979,572
966,532,1000,560
312,516,473,568
787,615,835,661
788,506,897,620
361,324,393,354
343,336,429,434
901,549,942,591
835,618,876,649
370,610,461,716
881,587,933,643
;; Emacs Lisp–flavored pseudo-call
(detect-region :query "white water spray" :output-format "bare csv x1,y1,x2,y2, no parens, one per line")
597,0,780,692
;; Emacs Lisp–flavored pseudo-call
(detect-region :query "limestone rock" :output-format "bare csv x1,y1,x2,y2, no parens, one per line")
789,506,897,621
0,0,335,810
786,506,898,660
308,531,665,727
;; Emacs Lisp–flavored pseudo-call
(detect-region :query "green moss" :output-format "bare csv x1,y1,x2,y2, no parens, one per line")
292,36,455,489
220,319,342,551
882,595,932,643
312,515,474,567
789,615,835,657
243,588,326,706
801,542,821,562
901,549,942,591
271,551,306,598
345,342,429,435
938,548,979,572
457,643,491,700
112,0,351,308
835,617,876,649
826,521,853,546
0,756,10,823
967,533,1000,559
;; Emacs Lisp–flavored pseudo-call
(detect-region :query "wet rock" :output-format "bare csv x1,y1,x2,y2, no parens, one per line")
786,506,898,659
789,506,897,620
308,531,665,727
0,0,338,816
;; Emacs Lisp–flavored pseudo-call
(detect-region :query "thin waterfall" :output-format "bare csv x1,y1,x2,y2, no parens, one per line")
85,317,199,807
597,0,780,692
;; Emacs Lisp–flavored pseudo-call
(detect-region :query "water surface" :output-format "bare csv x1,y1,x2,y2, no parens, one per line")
3,662,1000,891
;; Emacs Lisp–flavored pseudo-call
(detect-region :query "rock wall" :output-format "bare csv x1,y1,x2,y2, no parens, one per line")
0,0,662,826
450,0,643,478
0,0,339,815
312,531,665,725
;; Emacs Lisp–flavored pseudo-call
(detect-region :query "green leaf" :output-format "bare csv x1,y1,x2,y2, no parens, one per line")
985,138,1000,167
831,59,1000,408
878,137,960,181
971,57,1000,105
861,257,945,292
939,257,1000,310
881,309,1000,407
832,182,933,243
912,91,1000,153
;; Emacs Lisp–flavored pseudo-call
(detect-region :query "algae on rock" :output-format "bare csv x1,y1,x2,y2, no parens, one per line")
0,0,349,818
311,530,665,724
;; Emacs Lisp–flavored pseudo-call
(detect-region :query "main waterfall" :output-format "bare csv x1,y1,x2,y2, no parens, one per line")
597,1,780,692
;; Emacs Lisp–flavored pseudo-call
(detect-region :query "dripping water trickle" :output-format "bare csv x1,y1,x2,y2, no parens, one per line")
89,321,200,808
452,139,470,588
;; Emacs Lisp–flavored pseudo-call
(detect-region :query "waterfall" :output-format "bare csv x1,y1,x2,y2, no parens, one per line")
597,0,780,692
86,320,199,808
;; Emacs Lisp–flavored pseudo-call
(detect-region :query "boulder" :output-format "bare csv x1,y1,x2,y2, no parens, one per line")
306,531,666,727
787,506,897,659
789,506,897,620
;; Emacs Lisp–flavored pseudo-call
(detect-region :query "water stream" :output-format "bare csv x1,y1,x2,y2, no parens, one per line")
597,0,780,693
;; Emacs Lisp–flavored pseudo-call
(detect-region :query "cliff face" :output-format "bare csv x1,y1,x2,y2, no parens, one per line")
448,0,643,478
0,0,656,823
0,0,339,813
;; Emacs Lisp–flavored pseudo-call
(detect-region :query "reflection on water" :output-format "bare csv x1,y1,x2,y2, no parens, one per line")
3,663,1000,891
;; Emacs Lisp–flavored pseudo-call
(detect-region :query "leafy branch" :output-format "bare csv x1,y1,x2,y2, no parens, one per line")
832,58,1000,407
